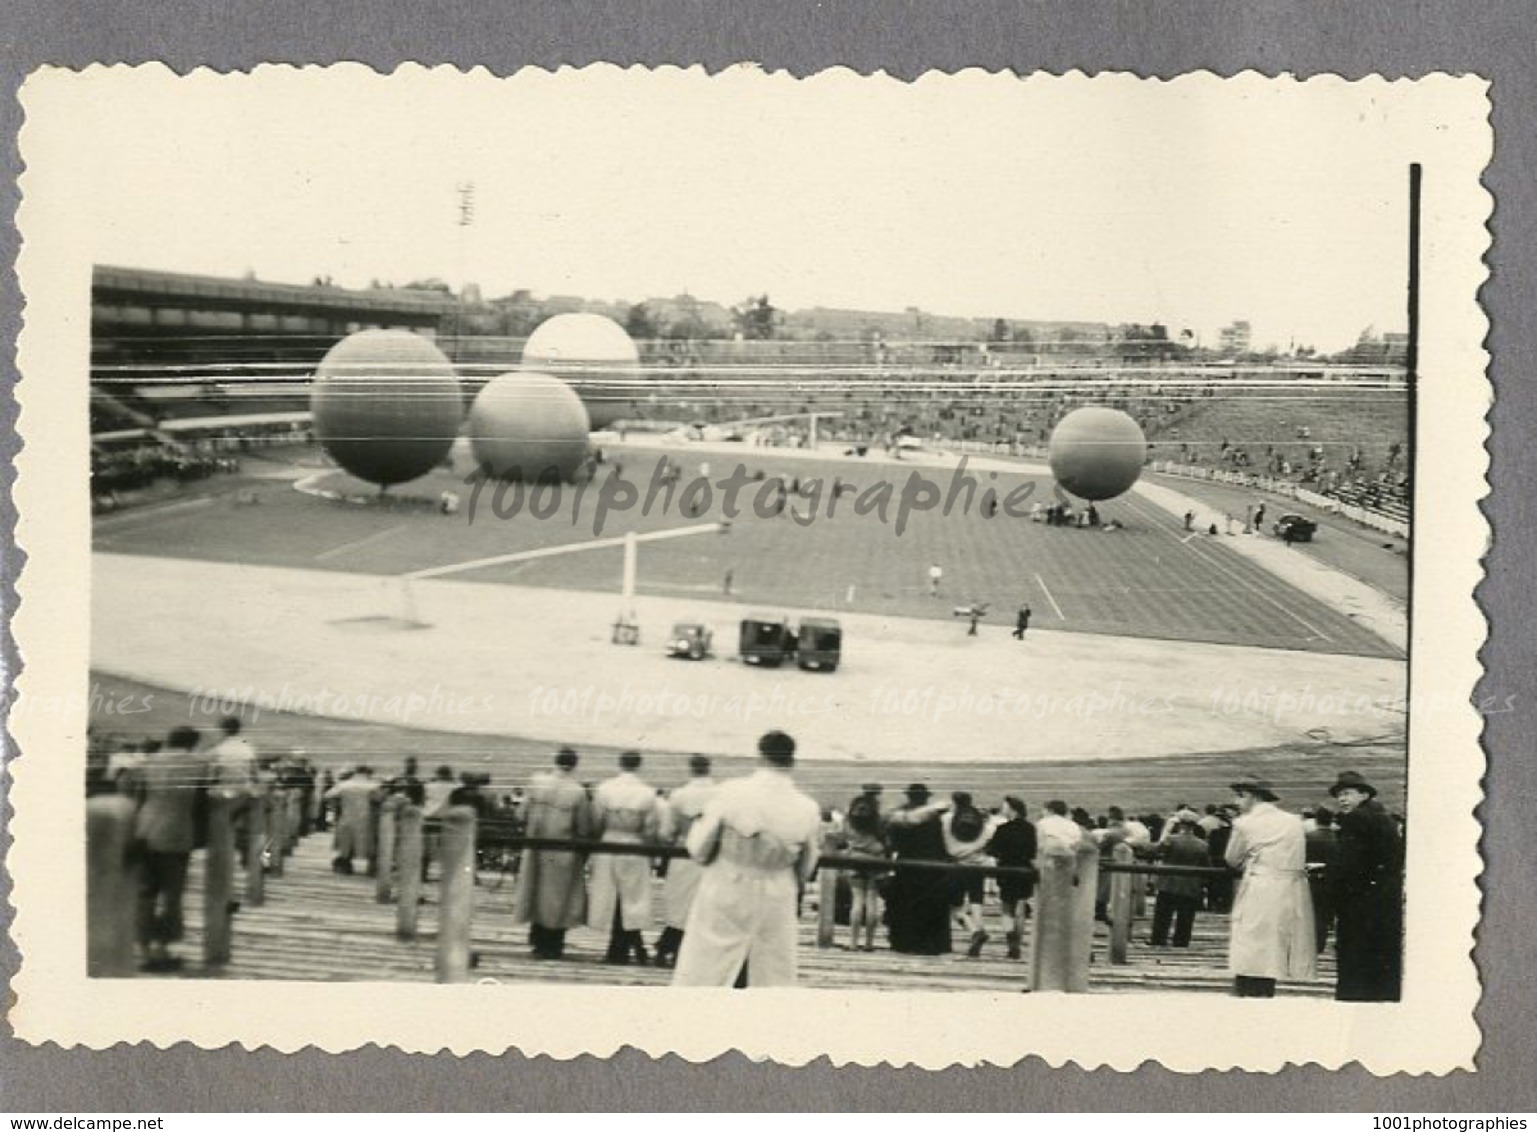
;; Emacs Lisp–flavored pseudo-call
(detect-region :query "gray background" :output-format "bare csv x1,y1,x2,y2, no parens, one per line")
2,0,1532,1111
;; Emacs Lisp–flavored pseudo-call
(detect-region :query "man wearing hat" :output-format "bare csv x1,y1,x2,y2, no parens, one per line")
673,730,822,987
653,755,720,969
1224,776,1316,997
512,747,593,961
1328,771,1404,1001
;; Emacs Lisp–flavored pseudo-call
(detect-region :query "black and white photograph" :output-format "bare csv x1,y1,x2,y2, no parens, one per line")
9,65,1489,1071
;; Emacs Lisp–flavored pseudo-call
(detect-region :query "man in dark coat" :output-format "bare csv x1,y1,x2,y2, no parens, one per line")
1305,806,1341,954
1328,771,1404,1001
882,784,951,955
1150,815,1208,947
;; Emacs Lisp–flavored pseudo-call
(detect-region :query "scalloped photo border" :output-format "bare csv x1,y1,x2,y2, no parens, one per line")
6,64,1491,1073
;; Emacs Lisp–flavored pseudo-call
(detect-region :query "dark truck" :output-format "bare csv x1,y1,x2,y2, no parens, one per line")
1273,513,1319,544
795,617,842,672
739,617,797,667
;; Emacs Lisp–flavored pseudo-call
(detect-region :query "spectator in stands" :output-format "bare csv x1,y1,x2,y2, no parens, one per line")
1305,806,1340,954
1224,777,1316,997
1204,806,1237,913
987,797,1038,959
106,739,152,792
1122,811,1153,850
324,765,379,876
883,784,952,956
315,768,334,832
208,715,256,799
842,783,889,953
942,791,996,958
418,764,455,882
208,715,258,864
513,748,593,961
132,725,209,972
384,755,425,807
1037,799,1084,857
1149,814,1208,948
654,755,720,969
588,751,663,966
1329,771,1404,1001
672,730,822,988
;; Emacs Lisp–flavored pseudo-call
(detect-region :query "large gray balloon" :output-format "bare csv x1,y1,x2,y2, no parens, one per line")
1048,406,1147,501
469,372,592,483
311,329,464,487
521,313,641,430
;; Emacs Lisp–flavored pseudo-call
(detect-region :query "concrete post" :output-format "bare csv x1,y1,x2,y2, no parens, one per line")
815,864,838,949
395,803,424,941
244,790,266,906
266,790,286,878
435,806,477,983
376,795,403,904
86,795,139,977
203,795,236,966
1108,842,1135,965
1028,849,1077,992
1063,840,1101,992
285,790,302,855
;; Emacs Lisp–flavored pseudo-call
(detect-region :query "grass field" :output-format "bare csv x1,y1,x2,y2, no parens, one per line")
94,443,1401,660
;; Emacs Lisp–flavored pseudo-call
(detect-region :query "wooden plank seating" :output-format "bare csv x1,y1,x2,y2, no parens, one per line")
148,822,1334,996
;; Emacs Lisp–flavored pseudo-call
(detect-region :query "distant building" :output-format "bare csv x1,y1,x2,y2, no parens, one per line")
1218,320,1252,356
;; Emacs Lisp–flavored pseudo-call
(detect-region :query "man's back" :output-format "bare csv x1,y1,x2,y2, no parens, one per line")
1228,803,1305,871
1156,831,1209,897
209,735,255,795
594,773,658,838
525,770,590,837
706,770,821,864
135,748,209,853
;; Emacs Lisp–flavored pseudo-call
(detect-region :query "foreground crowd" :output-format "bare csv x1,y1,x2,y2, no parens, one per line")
91,721,1403,1000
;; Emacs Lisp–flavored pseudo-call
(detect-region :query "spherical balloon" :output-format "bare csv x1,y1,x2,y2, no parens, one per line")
522,313,641,429
469,372,592,483
311,330,463,487
1048,407,1147,501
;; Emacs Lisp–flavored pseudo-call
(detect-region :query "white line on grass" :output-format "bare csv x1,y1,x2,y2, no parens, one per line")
314,523,409,562
404,523,723,581
93,495,215,531
1034,572,1066,620
1122,495,1333,643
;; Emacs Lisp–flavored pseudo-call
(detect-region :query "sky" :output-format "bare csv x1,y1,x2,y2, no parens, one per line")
29,66,1450,353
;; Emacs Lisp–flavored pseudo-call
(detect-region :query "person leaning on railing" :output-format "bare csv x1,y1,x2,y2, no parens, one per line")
672,731,822,988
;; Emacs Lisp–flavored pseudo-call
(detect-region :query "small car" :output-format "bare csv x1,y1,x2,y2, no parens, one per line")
667,622,714,661
739,617,797,667
796,617,842,672
1273,513,1319,543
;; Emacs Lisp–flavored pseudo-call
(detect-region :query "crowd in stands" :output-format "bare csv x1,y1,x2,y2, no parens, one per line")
91,423,315,511
90,441,237,505
89,721,1405,1000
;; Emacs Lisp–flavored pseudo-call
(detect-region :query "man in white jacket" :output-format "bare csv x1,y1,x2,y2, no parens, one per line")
672,731,821,988
1225,776,1317,997
587,751,662,966
653,755,720,969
